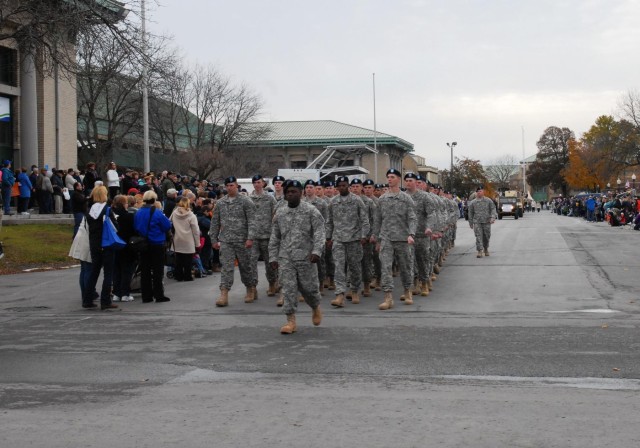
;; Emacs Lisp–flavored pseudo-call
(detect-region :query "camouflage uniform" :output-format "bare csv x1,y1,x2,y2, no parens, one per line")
269,201,326,315
321,196,336,281
373,191,417,292
327,193,370,295
249,190,278,286
468,196,497,251
407,189,435,282
360,194,376,286
305,196,329,284
431,194,447,270
209,195,257,290
368,195,382,281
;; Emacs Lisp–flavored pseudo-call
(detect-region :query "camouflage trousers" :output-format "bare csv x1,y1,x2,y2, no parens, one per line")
325,245,335,279
451,221,457,243
473,223,491,251
280,258,321,315
427,237,441,275
362,241,375,284
251,238,277,285
332,240,363,294
411,237,430,282
317,248,326,286
373,247,381,280
219,241,256,290
380,239,413,292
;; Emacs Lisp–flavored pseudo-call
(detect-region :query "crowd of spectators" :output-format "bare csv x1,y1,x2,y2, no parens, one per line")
550,191,640,229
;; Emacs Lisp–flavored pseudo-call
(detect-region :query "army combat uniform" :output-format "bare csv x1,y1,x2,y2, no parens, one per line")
306,195,329,288
209,194,257,292
468,196,497,255
249,190,278,291
407,189,437,290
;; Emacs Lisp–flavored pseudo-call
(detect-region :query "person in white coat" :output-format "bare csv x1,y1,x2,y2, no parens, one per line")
170,197,200,281
105,162,121,199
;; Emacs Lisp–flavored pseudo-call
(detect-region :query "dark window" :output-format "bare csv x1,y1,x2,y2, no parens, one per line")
291,160,307,169
0,47,17,86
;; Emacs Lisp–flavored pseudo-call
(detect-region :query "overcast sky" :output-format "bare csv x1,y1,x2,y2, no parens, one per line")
147,0,640,170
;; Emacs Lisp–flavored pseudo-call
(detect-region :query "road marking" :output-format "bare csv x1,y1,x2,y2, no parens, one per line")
546,309,620,314
433,375,640,391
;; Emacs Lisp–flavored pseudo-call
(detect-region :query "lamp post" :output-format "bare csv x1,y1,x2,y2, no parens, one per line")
446,142,457,192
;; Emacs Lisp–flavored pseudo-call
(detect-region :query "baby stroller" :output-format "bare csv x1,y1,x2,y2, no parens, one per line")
165,237,207,280
607,208,622,227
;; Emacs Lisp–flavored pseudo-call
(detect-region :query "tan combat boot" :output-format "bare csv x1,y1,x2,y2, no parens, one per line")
433,264,440,274
215,289,229,307
276,293,284,307
244,286,256,303
280,314,297,334
412,278,421,295
328,279,336,290
484,248,490,257
319,282,325,295
420,281,430,296
362,283,371,297
331,293,345,308
431,273,438,281
351,290,360,304
267,282,277,297
477,251,484,258
373,278,382,291
427,278,434,291
312,306,322,326
404,289,413,305
378,292,394,310
298,295,305,302
323,277,330,289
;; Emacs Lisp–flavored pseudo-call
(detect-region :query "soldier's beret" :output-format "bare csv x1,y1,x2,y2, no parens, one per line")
350,178,363,185
323,181,334,187
476,185,484,191
304,179,317,187
374,183,383,189
363,179,375,186
272,175,286,183
251,174,263,182
416,174,424,181
335,176,350,185
404,172,418,180
386,168,401,177
224,176,237,185
284,179,303,192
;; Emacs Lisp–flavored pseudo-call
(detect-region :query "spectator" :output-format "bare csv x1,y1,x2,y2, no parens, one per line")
83,162,99,197
17,168,33,215
1,160,15,215
106,162,121,199
37,169,54,214
170,197,200,282
51,170,65,214
71,182,87,236
163,188,178,218
111,195,136,303
65,169,76,191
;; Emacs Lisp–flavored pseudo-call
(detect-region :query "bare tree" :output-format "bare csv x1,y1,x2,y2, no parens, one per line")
485,154,518,192
618,90,640,129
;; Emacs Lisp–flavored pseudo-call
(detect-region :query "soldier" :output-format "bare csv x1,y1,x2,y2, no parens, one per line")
304,180,329,294
209,176,258,307
269,180,325,334
373,169,417,310
322,180,336,290
351,178,376,297
272,175,286,205
363,179,382,290
326,176,370,307
249,174,278,297
468,185,497,258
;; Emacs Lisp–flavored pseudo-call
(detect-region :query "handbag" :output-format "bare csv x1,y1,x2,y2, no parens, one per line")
69,217,91,262
101,207,126,250
129,207,155,252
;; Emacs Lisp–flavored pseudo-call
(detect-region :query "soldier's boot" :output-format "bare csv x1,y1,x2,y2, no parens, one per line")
476,251,484,258
378,292,394,310
420,281,430,296
331,293,345,308
244,286,256,303
433,264,440,274
312,306,322,326
323,277,330,289
319,282,325,295
328,279,336,290
431,273,438,281
404,289,413,305
346,291,353,301
298,295,305,302
276,293,284,307
412,278,421,295
351,290,360,304
392,268,399,277
373,278,382,291
427,278,434,291
362,283,371,297
253,286,259,301
484,248,490,257
280,314,297,334
215,289,229,307
267,282,277,297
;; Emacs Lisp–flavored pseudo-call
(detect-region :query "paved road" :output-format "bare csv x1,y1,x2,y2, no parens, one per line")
2,211,640,447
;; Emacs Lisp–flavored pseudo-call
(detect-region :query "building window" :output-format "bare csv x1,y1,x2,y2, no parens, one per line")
0,47,17,86
290,160,307,169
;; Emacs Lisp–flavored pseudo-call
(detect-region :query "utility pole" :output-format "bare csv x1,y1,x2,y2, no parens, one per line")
373,73,378,182
142,0,150,173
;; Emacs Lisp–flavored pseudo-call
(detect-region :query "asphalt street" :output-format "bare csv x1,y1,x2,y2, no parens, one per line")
2,210,640,447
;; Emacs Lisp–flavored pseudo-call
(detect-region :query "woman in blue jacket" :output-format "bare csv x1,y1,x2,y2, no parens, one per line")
17,168,33,214
134,190,172,303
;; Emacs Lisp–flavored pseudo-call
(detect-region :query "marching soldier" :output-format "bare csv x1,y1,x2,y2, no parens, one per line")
327,176,370,307
209,176,258,307
363,179,382,290
269,180,325,334
322,180,336,290
249,174,278,297
468,185,497,257
373,169,417,310
272,175,286,205
304,180,329,293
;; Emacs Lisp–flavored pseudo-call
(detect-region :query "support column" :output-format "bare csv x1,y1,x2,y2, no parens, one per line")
20,51,39,168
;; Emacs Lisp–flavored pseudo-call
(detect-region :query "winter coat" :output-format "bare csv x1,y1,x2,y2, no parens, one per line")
134,205,172,245
106,169,120,188
17,172,32,198
170,206,200,254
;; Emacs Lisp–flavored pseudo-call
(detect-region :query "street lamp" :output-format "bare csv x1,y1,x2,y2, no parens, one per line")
446,141,457,192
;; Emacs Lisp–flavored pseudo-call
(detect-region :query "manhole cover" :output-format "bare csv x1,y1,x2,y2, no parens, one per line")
4,306,51,312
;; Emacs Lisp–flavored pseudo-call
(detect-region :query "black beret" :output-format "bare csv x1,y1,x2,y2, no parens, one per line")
323,181,334,187
416,174,424,181
374,183,383,189
386,168,401,177
363,179,375,186
304,179,317,187
335,176,350,184
272,175,286,183
251,174,263,182
476,185,484,192
350,178,363,185
284,179,304,192
224,176,237,185
404,172,418,180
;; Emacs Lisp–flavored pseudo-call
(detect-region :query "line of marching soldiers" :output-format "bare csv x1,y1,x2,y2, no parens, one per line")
208,169,459,332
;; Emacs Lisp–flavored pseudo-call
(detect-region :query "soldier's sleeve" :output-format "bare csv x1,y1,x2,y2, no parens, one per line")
209,203,221,244
373,199,382,239
320,202,330,235
357,197,370,238
268,211,282,261
244,197,258,240
468,200,475,222
425,197,437,231
326,200,334,240
407,196,417,236
310,207,326,257
490,199,498,220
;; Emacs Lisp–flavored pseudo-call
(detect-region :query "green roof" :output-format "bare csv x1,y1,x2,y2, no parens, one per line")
238,120,414,152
